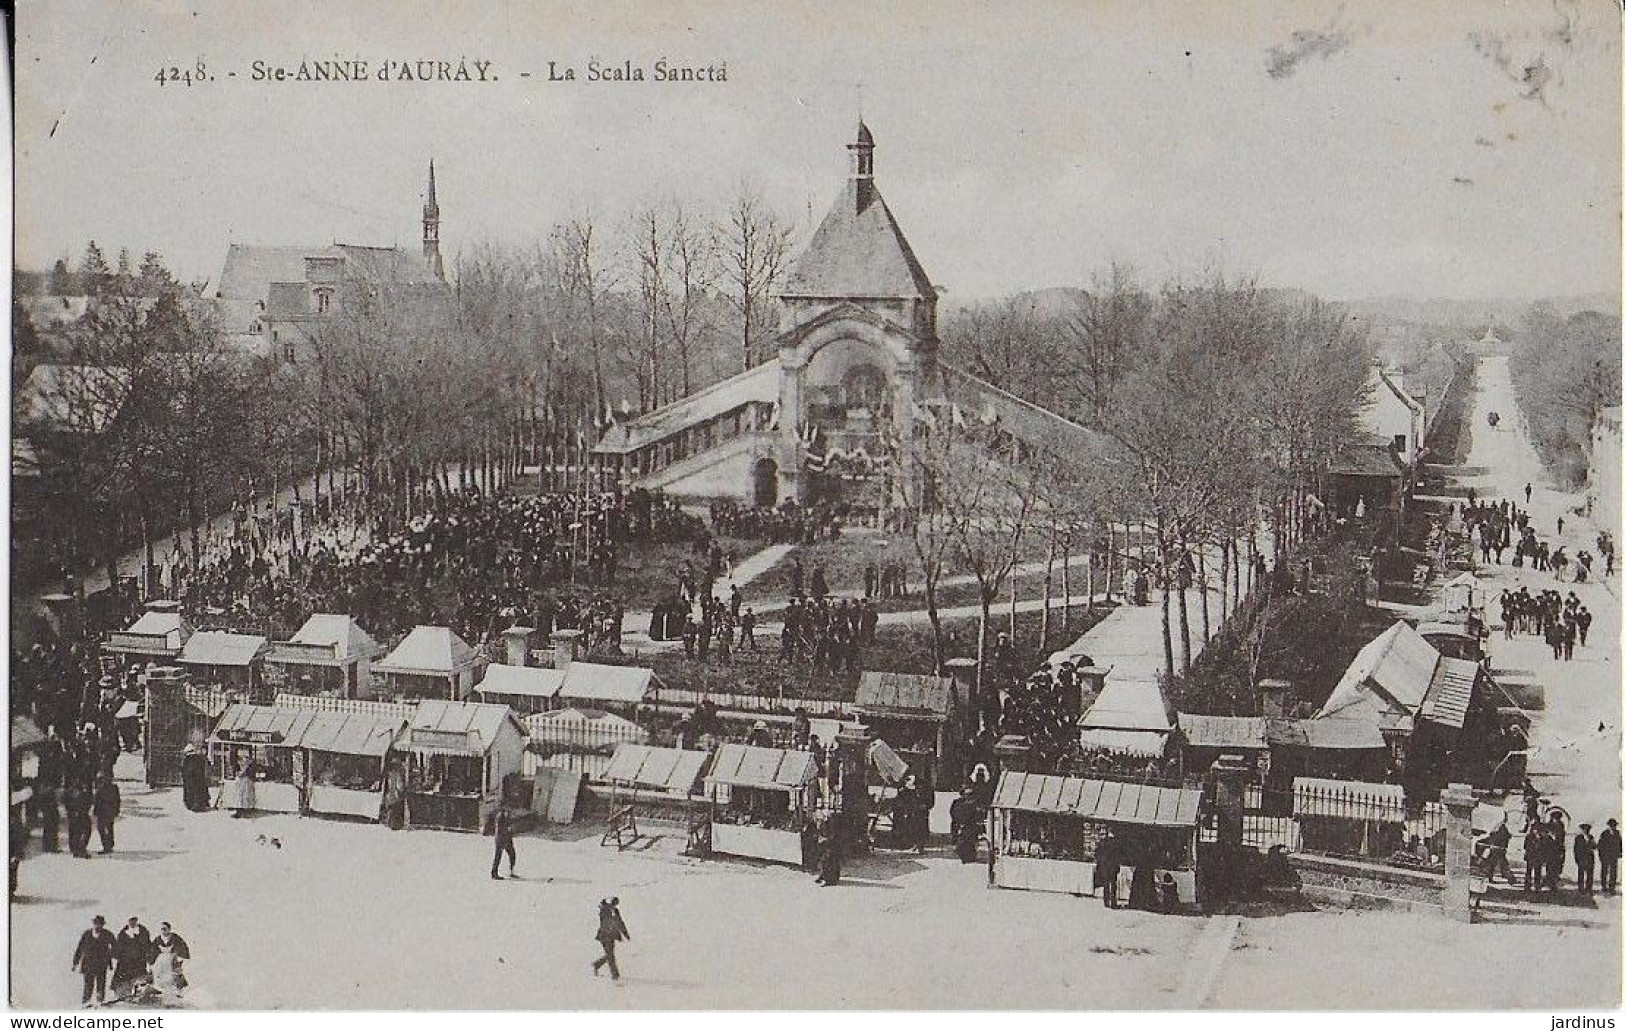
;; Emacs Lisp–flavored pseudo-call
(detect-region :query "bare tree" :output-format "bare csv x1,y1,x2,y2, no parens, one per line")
719,182,793,372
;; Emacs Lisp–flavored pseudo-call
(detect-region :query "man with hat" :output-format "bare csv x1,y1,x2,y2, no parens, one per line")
1598,818,1621,894
72,915,116,1006
111,917,152,1000
1574,822,1598,894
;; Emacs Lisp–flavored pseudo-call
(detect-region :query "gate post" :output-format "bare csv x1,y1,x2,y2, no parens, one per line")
1441,782,1477,923
1207,753,1250,903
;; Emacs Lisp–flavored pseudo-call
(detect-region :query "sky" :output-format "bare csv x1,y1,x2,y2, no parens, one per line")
13,0,1621,303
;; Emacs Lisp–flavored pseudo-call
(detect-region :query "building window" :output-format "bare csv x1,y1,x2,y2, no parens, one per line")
1393,434,1406,451
315,289,333,314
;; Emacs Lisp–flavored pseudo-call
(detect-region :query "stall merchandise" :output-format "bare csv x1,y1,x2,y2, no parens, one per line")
398,700,528,832
705,743,822,865
206,704,312,813
989,772,1203,905
299,711,407,819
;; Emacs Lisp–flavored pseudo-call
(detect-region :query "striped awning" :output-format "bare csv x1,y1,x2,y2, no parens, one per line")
991,772,1202,827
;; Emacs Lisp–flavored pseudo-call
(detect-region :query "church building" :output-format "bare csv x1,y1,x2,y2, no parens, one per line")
211,163,448,362
592,122,1097,517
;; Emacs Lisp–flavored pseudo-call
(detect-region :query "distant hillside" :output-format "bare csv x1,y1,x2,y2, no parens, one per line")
1340,292,1621,329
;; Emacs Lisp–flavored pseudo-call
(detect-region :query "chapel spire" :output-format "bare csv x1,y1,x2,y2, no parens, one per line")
422,160,443,280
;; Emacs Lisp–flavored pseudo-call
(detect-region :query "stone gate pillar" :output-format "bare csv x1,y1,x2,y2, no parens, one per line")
1441,782,1478,923
836,723,873,853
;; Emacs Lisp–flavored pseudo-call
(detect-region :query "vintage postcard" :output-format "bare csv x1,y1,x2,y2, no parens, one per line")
9,0,1622,1012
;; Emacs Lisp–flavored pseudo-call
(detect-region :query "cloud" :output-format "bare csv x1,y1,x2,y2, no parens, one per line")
1266,25,1355,80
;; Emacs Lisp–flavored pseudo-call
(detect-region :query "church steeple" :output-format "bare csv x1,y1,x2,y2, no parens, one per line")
848,121,875,211
422,160,443,280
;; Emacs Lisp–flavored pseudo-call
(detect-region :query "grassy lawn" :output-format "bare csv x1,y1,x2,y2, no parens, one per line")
596,535,761,610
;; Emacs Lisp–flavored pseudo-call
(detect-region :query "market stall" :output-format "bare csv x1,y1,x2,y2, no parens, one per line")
1078,678,1175,759
398,700,528,832
555,662,655,718
206,703,314,813
265,614,383,699
179,630,269,697
473,663,565,716
853,671,960,788
373,625,480,701
103,601,191,665
989,772,1203,905
705,743,822,866
299,711,407,819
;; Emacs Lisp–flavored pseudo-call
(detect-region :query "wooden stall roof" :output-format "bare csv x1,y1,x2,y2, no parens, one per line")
296,711,404,757
1419,657,1478,731
376,625,477,676
854,671,955,718
602,743,710,794
475,663,566,699
1177,714,1267,750
1270,717,1388,751
209,703,315,745
706,743,817,791
991,772,1203,827
402,699,523,755
179,630,268,667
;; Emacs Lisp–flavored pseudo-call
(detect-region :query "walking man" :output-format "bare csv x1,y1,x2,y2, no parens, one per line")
92,776,120,854
111,917,151,1001
591,897,630,980
490,807,517,880
1524,482,1532,504
1574,823,1597,894
72,915,115,1007
1599,819,1621,894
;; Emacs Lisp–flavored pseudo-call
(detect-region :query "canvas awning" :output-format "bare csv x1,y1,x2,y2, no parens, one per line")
601,743,708,794
868,738,911,785
295,711,404,757
991,772,1203,827
475,663,566,699
1077,728,1169,758
706,743,817,791
556,663,653,705
209,704,315,746
1080,679,1174,732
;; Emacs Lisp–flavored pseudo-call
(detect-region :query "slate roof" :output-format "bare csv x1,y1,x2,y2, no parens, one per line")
17,364,130,433
216,243,439,302
781,178,935,301
1329,440,1406,478
992,772,1203,827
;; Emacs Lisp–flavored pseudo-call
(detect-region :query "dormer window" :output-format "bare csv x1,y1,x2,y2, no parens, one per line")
314,287,333,314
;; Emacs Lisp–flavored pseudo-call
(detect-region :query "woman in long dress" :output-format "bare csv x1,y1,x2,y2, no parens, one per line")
148,923,190,998
181,745,211,812
226,759,257,818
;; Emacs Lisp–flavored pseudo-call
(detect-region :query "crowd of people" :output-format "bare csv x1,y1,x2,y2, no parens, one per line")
1498,586,1594,660
707,499,844,544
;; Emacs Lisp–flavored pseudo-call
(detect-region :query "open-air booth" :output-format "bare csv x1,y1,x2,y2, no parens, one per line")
300,711,407,819
397,700,528,832
989,772,1203,906
853,671,959,789
705,743,822,866
206,703,312,813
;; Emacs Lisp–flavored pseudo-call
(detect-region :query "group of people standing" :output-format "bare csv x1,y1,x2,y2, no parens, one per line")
71,915,189,1007
1505,801,1624,897
1499,586,1594,661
